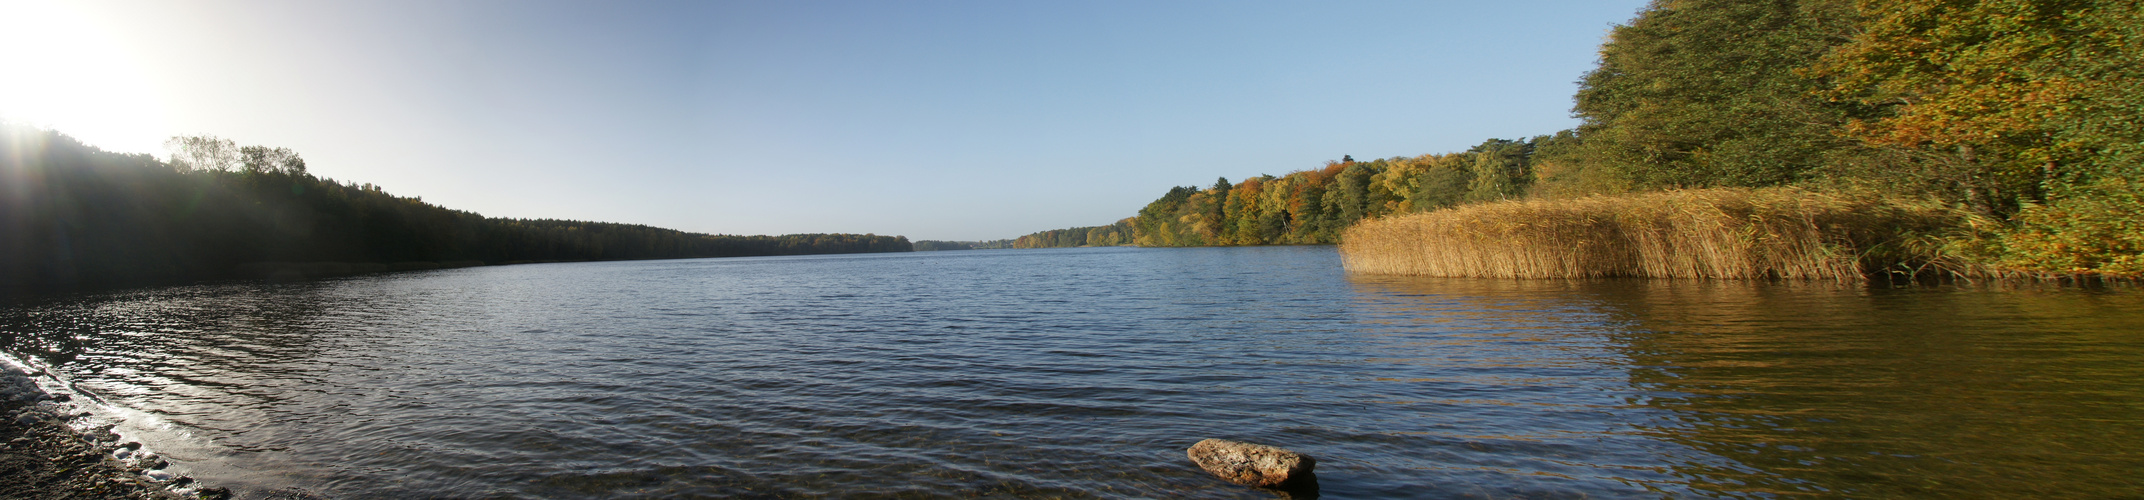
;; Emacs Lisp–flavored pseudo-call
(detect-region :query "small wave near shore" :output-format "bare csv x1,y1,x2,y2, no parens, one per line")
1,351,224,499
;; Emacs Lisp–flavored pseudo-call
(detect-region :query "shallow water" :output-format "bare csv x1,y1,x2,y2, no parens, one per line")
2,246,2140,498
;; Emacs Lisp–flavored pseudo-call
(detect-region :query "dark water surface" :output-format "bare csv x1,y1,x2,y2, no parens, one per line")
3,247,2140,498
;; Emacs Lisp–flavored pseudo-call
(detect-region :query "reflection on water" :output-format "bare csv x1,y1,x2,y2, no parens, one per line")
1600,281,2144,498
1348,277,2144,498
2,247,2140,498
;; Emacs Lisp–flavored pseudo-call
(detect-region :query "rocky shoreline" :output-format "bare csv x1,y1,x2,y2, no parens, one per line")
1,359,224,500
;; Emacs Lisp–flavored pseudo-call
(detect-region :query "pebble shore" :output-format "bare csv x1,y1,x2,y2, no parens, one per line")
1,360,226,500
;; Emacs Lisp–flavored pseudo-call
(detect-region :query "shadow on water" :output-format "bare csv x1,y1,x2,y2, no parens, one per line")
1267,471,1319,499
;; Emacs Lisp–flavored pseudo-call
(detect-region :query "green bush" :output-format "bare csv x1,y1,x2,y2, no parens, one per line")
1997,180,2144,277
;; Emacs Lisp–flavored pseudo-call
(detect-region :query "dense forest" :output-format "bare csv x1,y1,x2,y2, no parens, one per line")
912,240,1015,251
1126,136,1574,247
1,129,911,293
1023,0,2143,277
1011,219,1134,249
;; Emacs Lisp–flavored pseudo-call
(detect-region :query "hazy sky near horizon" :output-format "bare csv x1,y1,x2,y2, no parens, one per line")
2,0,1649,240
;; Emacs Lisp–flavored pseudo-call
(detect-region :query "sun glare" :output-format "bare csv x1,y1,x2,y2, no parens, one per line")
0,0,167,155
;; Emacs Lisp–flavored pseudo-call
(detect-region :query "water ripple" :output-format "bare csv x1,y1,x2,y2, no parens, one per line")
3,247,2141,498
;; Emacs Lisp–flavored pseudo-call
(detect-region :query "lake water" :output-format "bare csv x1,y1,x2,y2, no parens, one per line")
2,246,2140,498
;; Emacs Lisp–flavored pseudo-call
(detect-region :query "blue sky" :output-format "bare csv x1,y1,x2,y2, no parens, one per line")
2,0,1649,241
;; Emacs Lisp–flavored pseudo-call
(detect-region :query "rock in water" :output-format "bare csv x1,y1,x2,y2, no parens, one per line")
1187,438,1315,488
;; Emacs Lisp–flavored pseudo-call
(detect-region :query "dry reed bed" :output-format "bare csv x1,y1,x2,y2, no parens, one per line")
1339,188,1982,280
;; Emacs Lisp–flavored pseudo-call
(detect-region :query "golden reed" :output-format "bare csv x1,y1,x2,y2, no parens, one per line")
1339,188,1985,280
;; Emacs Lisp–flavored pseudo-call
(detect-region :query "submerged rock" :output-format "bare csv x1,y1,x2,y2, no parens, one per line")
1186,438,1316,488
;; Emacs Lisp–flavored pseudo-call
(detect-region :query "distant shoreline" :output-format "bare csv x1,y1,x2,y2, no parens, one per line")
1,126,913,297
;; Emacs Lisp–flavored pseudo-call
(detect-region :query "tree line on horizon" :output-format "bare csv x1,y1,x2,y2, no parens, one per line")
1015,136,1571,248
912,239,1015,251
1,129,911,293
1017,0,2143,275
1011,219,1134,249
1132,136,1570,247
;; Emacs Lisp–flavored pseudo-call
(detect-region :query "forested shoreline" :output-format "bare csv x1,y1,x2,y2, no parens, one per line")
1011,219,1133,249
1,129,911,293
1021,0,2143,278
913,239,1014,251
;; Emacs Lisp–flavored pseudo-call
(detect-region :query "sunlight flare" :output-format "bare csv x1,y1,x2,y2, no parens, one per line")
0,0,166,154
